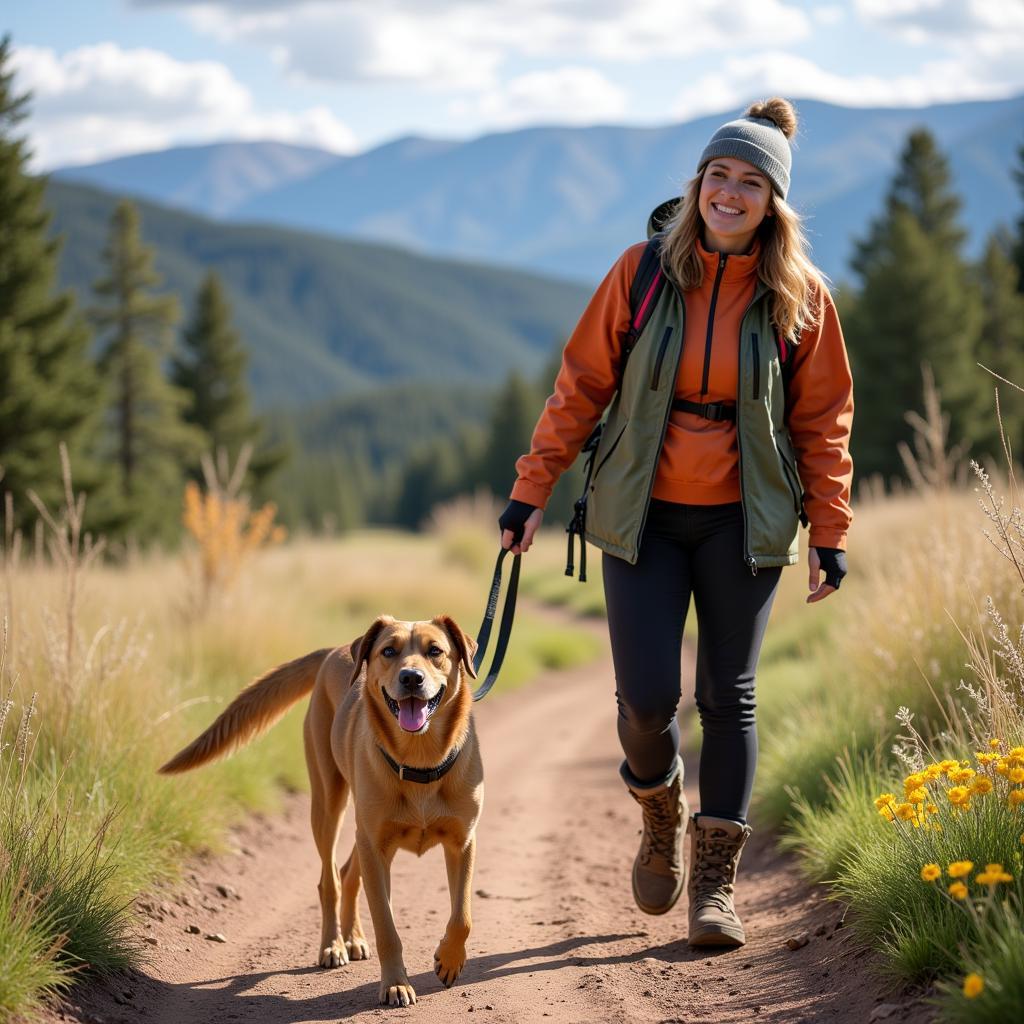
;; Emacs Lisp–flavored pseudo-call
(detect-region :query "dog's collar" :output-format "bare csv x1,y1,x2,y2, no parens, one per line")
377,744,461,784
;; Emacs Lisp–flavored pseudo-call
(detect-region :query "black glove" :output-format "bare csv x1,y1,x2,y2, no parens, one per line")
498,499,537,544
813,547,847,589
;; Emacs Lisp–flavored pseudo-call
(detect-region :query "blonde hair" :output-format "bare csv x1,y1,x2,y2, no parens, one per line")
659,98,827,343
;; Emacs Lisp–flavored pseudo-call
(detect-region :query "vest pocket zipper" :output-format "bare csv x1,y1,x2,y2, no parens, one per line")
591,420,628,485
751,333,761,400
780,449,802,516
650,327,672,390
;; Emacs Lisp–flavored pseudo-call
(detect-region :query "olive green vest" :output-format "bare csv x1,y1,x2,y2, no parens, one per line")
585,270,806,573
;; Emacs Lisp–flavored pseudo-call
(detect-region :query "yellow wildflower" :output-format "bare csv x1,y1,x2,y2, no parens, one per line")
975,864,1013,886
946,786,971,806
971,778,993,796
1009,790,1024,808
920,864,941,882
938,759,960,775
903,773,926,795
947,861,974,878
926,803,939,814
907,787,927,804
923,764,942,781
878,805,895,822
948,882,968,900
1009,746,1024,759
1010,767,1024,784
952,768,976,784
895,803,917,821
963,973,984,998
989,738,1001,749
874,793,896,809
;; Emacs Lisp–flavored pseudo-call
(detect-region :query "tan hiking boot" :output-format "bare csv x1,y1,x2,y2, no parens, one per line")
686,814,752,947
621,756,688,915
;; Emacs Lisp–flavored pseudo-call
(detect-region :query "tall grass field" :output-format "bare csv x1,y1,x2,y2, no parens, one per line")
3,443,1023,1021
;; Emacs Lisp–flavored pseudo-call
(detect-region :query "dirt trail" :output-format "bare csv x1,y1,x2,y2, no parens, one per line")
53,609,934,1024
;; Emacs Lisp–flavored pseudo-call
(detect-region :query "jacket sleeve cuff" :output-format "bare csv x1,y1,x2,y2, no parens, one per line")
510,479,552,509
809,526,847,550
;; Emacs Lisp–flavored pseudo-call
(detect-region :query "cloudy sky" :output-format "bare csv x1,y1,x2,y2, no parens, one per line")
7,0,1024,170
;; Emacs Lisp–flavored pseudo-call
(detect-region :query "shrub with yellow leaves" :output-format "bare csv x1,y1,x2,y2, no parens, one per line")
181,446,286,609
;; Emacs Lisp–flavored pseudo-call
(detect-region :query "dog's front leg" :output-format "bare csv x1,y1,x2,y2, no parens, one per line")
356,829,416,1007
434,831,475,988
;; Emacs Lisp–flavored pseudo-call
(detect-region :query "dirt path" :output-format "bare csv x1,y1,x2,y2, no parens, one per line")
52,610,934,1024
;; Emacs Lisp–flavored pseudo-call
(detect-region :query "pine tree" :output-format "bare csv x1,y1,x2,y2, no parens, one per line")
0,35,102,529
172,271,282,486
973,229,1024,461
845,128,984,482
90,200,204,544
1014,137,1024,295
476,371,541,497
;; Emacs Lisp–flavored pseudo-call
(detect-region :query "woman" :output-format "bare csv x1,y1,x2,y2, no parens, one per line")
497,98,853,947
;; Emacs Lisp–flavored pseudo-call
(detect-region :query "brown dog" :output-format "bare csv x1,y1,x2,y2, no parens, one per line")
159,614,483,1007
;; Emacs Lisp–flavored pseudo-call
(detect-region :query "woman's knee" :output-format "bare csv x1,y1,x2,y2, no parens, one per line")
616,688,680,736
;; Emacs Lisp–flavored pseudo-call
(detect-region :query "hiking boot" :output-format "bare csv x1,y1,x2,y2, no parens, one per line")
620,756,688,915
686,814,752,947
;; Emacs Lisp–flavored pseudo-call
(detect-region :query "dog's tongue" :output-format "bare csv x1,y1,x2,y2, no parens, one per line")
399,697,429,732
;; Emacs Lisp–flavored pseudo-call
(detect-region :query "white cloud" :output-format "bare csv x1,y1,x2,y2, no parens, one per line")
854,0,1024,42
451,66,628,129
670,49,1024,123
811,5,846,25
11,43,357,169
151,0,811,86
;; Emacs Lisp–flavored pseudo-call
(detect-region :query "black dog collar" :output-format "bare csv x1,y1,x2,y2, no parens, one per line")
377,744,461,784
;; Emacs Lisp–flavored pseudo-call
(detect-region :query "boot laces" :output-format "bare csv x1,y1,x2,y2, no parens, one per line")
693,832,738,913
635,787,681,867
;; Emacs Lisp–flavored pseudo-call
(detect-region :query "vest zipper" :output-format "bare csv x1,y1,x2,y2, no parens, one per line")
651,326,672,390
700,253,727,397
735,289,762,576
751,332,761,401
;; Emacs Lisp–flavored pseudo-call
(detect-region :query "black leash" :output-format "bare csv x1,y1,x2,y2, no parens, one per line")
471,546,521,701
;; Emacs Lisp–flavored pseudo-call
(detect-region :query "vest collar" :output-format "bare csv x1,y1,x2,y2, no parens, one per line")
377,743,461,784
696,236,761,287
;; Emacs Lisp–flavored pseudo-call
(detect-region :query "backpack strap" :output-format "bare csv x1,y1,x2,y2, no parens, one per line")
621,233,667,375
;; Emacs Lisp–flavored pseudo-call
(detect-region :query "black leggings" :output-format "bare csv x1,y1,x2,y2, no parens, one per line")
601,500,782,823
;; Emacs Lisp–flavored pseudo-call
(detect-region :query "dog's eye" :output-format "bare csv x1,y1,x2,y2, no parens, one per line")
428,645,444,658
381,646,397,658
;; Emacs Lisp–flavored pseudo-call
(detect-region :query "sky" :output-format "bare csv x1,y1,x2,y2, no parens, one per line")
6,0,1024,171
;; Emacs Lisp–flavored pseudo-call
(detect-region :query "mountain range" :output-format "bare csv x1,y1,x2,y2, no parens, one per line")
55,95,1024,285
46,179,591,407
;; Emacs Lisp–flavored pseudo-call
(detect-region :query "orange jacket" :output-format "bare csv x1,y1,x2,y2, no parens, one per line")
510,238,854,550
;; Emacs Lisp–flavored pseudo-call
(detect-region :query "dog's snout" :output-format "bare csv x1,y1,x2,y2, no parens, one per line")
398,667,425,691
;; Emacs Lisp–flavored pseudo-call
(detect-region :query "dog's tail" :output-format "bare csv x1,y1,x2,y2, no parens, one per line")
158,648,333,775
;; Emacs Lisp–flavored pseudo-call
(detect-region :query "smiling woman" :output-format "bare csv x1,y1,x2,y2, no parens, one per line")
499,96,854,971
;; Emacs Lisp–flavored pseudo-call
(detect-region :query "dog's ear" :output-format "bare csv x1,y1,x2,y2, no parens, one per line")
433,614,478,680
350,615,395,677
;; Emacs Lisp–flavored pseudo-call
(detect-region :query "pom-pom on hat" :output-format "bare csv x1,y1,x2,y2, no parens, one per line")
698,98,797,200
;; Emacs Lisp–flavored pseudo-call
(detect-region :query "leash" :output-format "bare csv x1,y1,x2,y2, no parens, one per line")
471,546,521,701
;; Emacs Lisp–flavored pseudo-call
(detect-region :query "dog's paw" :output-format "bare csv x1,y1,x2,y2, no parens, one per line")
379,975,416,1007
318,940,349,968
433,938,467,988
345,933,371,961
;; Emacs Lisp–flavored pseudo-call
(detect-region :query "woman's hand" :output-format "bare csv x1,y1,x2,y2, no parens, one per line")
807,546,847,603
498,501,544,555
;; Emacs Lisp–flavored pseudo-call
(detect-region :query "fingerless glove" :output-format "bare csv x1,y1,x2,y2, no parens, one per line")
813,547,847,589
498,499,537,543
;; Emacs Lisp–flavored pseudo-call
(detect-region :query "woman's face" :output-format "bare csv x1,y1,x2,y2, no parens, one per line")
698,157,773,254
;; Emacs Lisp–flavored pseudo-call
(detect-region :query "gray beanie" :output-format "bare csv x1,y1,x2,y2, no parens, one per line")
698,115,792,199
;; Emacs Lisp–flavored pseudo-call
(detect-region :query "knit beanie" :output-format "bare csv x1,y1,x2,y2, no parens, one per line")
698,98,796,199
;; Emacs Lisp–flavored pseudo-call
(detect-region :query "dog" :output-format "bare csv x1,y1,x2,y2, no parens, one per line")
159,614,483,1008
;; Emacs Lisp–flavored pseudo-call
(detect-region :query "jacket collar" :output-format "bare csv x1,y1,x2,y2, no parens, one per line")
696,236,761,288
